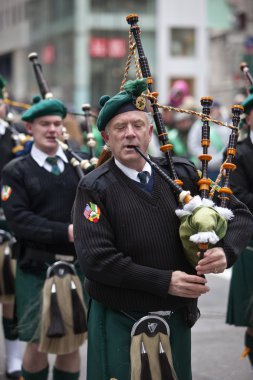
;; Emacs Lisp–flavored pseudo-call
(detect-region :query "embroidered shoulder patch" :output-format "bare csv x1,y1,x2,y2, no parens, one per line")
1,185,12,201
84,202,101,223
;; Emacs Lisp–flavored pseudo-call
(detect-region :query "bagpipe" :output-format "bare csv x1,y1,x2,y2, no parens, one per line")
0,79,33,157
122,13,244,380
57,132,88,179
240,61,253,91
81,103,99,166
4,111,33,157
0,229,16,302
28,51,97,178
125,13,243,261
27,52,88,353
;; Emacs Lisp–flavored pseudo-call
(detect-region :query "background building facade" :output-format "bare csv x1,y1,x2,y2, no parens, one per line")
0,0,252,111
209,0,253,105
156,0,209,105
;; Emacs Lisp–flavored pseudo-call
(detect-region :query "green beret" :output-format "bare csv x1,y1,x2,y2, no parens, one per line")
96,78,148,131
241,85,253,115
0,75,7,99
22,96,67,122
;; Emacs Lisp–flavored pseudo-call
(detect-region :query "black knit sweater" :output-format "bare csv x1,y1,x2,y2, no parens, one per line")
228,136,253,213
73,157,253,312
2,153,80,255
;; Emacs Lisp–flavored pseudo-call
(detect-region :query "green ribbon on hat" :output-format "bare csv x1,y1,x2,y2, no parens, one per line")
96,78,148,131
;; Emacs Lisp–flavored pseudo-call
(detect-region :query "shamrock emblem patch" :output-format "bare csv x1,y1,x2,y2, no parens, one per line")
84,202,101,223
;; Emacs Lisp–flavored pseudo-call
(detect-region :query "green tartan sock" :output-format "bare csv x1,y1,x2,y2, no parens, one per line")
53,367,80,380
245,333,253,366
2,316,18,340
21,366,49,380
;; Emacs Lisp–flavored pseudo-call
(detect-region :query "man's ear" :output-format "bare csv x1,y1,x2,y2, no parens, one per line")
246,113,252,125
26,122,33,135
149,125,153,141
101,130,109,143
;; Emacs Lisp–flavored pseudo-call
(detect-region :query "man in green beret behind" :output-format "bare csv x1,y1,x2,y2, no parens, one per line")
73,79,253,380
1,96,88,380
226,85,253,370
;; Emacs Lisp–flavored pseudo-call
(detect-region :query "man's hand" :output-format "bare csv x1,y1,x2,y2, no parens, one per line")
195,247,227,275
68,224,74,242
168,271,210,298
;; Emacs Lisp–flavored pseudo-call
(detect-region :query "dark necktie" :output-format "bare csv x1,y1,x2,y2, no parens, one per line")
46,156,61,176
137,171,149,185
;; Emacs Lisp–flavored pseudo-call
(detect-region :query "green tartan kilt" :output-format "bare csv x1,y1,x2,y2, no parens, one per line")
226,241,253,327
87,299,192,380
15,260,85,342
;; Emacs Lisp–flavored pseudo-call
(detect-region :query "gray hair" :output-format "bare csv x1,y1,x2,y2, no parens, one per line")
104,112,154,135
145,112,154,126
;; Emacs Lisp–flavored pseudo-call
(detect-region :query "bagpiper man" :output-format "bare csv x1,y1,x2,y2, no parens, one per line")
1,96,88,380
73,78,253,380
226,84,253,369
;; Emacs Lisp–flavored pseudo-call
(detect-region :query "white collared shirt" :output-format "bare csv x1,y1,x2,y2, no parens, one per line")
250,130,253,144
31,144,68,173
114,158,152,183
0,118,8,135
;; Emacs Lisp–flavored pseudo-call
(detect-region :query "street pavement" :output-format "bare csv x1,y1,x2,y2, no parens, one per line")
0,269,252,379
192,270,252,380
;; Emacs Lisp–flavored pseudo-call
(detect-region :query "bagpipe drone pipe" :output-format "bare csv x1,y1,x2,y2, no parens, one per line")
240,61,253,90
81,103,99,166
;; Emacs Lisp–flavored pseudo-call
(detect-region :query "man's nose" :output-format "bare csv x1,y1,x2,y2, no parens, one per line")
48,123,57,131
125,124,136,137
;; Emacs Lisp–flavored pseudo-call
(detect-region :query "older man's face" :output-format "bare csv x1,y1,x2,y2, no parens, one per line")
102,110,153,171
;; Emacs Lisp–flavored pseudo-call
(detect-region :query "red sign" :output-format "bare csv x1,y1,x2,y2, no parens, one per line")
42,45,55,64
89,37,107,58
107,38,126,58
89,37,126,58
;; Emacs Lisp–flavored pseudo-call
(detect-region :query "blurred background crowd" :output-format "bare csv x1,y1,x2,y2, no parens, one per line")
0,0,252,175
0,1,253,378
